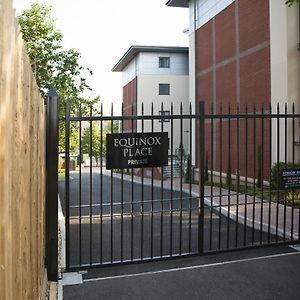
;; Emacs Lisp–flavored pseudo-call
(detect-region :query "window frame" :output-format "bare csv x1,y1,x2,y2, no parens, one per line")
159,83,170,95
159,56,170,68
159,110,171,123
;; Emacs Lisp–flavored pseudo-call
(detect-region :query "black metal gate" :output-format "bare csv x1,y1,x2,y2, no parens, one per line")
56,100,300,271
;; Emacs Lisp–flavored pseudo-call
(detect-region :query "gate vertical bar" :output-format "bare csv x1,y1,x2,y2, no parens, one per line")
244,104,249,246
150,103,154,258
160,102,164,257
141,103,144,259
260,104,265,244
227,105,232,249
131,104,134,261
110,104,114,263
89,104,93,264
235,104,240,248
268,104,272,243
209,103,213,251
120,104,124,261
46,89,59,281
100,104,103,263
65,100,70,269
283,103,287,241
179,102,183,255
252,105,257,245
198,101,205,254
170,102,174,255
188,102,192,253
291,103,295,239
78,105,82,265
218,104,223,249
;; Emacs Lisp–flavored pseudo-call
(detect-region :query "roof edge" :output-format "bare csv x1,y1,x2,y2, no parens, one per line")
112,45,189,72
165,0,189,8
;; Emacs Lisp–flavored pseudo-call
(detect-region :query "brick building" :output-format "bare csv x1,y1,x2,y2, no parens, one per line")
167,0,300,180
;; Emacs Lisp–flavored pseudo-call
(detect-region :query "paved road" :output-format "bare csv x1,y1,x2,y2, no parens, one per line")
58,171,278,267
63,245,300,300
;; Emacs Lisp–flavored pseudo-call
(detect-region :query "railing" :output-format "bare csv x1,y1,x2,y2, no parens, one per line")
60,101,300,270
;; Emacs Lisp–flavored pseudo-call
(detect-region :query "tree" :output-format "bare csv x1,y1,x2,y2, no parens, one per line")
18,3,100,153
285,0,300,6
81,124,106,165
18,3,96,112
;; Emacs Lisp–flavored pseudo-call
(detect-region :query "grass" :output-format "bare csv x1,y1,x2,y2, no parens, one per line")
58,169,65,180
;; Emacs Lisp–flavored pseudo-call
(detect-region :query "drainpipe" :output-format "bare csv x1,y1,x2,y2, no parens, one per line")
298,4,300,51
194,0,197,105
135,56,138,132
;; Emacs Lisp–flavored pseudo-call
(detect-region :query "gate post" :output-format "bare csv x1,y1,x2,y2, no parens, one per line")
46,89,59,281
198,101,205,254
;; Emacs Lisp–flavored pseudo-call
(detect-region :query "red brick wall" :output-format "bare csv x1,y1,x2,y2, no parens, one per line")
240,47,270,109
216,61,237,108
196,21,213,71
123,77,137,132
239,0,269,52
195,0,271,180
215,4,236,64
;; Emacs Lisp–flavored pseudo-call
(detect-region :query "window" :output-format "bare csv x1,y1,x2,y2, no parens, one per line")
159,83,170,95
159,110,170,122
159,56,170,68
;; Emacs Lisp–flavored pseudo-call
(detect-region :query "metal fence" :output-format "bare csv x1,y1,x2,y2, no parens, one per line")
59,101,300,270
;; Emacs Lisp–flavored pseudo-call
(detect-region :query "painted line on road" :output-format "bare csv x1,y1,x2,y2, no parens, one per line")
84,251,300,283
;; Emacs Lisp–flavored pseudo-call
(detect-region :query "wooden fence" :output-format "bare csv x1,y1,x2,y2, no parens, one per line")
0,0,47,299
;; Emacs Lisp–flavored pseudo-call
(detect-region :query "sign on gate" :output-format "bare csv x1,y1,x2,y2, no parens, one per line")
106,132,169,169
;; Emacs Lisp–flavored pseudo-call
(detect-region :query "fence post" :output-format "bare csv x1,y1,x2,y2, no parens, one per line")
46,89,59,281
198,101,205,254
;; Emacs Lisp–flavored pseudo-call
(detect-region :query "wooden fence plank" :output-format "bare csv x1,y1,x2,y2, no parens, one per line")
0,0,47,298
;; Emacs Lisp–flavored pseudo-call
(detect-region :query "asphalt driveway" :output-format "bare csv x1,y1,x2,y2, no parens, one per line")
58,170,279,267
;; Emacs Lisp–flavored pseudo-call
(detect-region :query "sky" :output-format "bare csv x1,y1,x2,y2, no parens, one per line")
13,0,189,114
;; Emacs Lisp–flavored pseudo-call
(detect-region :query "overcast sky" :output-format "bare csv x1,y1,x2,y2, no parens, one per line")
13,0,189,114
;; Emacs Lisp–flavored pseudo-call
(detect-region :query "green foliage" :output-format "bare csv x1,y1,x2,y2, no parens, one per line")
256,145,263,188
18,3,93,109
18,3,101,153
104,120,121,134
285,0,300,6
81,124,106,165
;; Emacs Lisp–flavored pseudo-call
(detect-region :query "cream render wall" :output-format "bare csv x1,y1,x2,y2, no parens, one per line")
136,74,190,155
270,0,300,163
122,52,188,86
